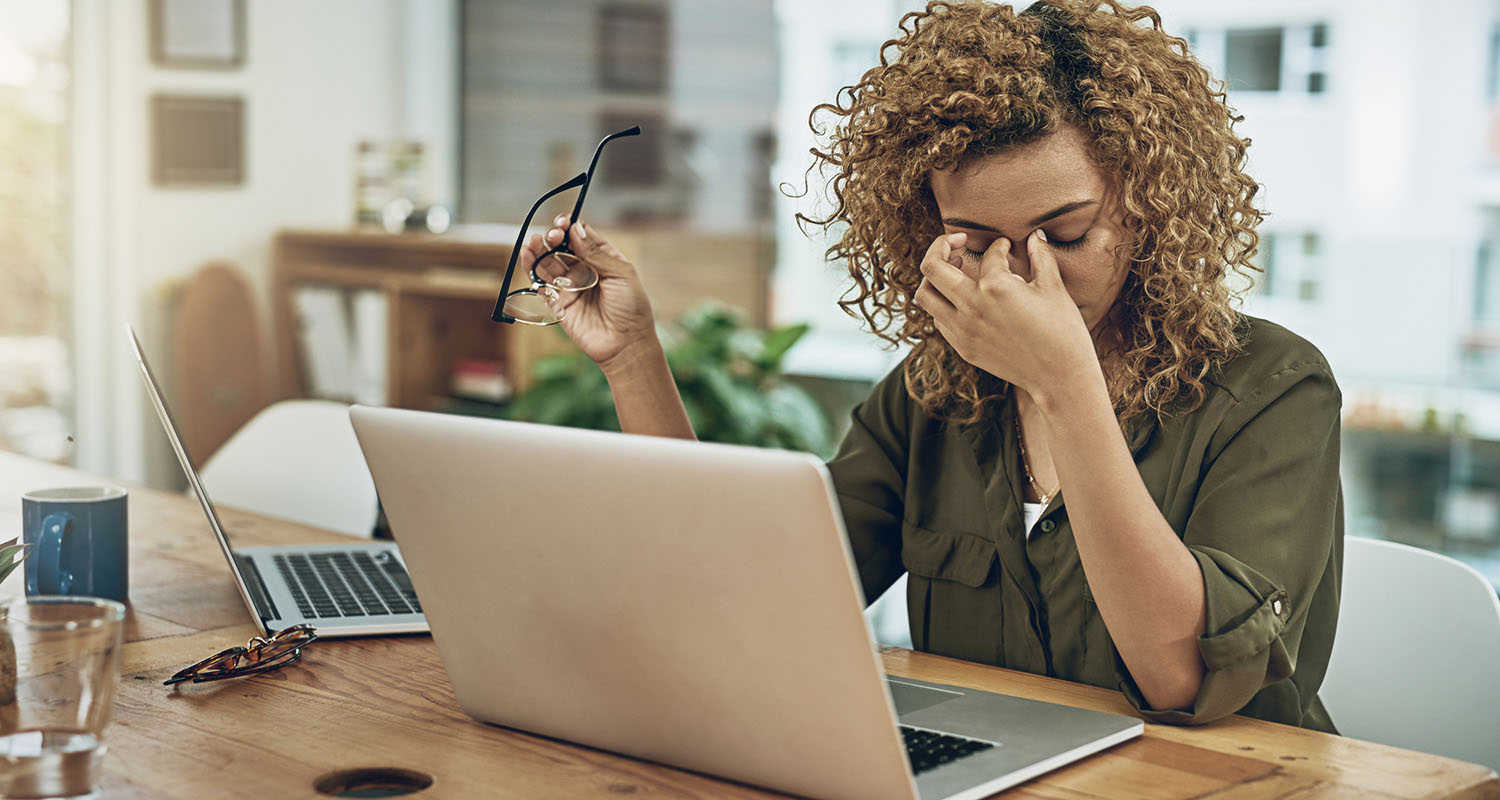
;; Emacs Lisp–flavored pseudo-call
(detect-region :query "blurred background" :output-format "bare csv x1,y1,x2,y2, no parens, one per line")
3,0,1499,635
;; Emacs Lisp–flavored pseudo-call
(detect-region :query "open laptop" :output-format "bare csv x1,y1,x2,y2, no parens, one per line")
128,326,427,638
351,406,1142,800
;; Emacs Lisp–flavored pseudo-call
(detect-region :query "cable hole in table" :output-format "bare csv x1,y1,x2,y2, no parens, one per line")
313,767,434,797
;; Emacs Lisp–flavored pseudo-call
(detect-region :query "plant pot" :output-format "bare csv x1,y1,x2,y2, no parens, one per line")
0,620,16,734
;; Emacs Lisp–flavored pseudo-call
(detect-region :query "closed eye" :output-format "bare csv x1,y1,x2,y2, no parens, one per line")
1047,233,1087,250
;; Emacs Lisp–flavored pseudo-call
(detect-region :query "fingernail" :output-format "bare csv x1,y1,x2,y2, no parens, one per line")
1036,229,1048,243
575,221,588,241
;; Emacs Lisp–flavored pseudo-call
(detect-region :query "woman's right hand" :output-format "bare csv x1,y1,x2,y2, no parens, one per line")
522,217,658,370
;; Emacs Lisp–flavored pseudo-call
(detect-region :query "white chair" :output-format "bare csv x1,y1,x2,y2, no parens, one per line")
198,400,379,538
865,574,912,648
1320,536,1500,771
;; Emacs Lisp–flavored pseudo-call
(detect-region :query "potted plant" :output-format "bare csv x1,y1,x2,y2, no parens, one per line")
0,538,29,706
505,302,833,456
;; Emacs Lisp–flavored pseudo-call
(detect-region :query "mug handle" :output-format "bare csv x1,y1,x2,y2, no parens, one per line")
38,512,74,595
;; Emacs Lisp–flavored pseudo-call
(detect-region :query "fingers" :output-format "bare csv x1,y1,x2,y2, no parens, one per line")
510,233,547,291
915,275,956,319
942,232,965,272
976,237,1023,286
1026,229,1062,289
545,217,637,279
546,282,582,315
918,233,974,307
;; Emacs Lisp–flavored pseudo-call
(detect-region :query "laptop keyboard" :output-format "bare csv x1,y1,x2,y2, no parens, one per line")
900,725,997,776
271,551,422,619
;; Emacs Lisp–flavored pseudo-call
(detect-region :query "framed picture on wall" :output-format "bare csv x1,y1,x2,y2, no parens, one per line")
151,94,245,186
150,0,245,69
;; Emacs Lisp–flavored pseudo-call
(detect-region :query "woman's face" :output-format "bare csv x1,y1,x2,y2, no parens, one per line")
928,124,1131,336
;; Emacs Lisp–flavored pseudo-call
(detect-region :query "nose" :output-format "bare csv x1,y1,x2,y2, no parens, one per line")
1005,240,1032,282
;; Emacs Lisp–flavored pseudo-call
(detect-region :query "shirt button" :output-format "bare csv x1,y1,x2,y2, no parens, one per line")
1272,599,1284,616
1039,519,1056,533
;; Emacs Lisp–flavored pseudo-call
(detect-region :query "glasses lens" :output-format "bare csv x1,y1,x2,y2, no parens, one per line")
532,251,598,292
502,288,562,326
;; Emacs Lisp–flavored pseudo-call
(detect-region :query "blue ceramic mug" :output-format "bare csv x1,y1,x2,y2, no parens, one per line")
22,487,129,603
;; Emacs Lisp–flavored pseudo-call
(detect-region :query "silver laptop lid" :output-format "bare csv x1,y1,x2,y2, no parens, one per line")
127,325,270,635
351,405,919,800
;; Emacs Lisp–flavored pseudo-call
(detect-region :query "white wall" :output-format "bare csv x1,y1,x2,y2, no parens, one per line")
71,0,457,486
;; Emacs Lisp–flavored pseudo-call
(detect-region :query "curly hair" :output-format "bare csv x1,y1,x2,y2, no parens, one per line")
802,0,1262,423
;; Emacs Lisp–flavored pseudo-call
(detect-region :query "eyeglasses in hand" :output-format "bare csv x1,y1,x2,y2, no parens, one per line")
491,125,642,326
163,624,319,686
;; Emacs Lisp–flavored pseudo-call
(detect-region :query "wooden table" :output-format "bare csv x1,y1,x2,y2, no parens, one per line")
2,451,1496,799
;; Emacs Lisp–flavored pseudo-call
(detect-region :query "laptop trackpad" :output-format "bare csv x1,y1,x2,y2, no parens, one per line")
886,678,964,716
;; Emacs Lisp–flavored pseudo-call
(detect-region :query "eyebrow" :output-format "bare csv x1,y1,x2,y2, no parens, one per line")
942,199,1099,232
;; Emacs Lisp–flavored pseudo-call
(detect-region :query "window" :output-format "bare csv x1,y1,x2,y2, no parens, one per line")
1486,26,1500,164
1476,241,1500,325
1225,28,1282,91
1251,231,1323,303
1188,24,1328,96
0,1,72,463
596,4,669,92
461,0,776,233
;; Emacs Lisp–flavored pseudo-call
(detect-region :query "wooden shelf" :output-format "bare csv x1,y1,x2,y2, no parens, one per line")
271,225,773,411
272,228,571,410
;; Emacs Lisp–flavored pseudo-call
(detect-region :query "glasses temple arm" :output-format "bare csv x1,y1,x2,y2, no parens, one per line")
566,125,642,223
492,171,589,323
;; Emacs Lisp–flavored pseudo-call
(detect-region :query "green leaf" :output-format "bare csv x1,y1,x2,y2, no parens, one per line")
758,323,810,372
530,353,592,382
765,383,833,456
697,363,768,444
501,299,833,455
0,542,29,587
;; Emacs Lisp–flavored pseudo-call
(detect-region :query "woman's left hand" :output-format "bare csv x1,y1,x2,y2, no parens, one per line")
913,229,1099,399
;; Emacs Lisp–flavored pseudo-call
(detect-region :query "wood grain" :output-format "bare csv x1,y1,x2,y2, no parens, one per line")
1,451,1495,799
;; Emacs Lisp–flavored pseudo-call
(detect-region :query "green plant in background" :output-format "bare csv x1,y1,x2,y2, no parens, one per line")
506,303,833,457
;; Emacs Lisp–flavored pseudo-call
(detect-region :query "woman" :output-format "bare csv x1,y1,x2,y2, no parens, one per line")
523,0,1342,731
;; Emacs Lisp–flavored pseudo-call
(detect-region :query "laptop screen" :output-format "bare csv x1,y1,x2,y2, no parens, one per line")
127,325,266,626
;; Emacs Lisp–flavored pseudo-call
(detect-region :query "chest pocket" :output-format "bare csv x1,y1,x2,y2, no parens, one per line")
901,522,1000,659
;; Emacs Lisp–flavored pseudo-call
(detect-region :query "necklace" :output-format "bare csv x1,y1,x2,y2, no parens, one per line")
1015,413,1058,505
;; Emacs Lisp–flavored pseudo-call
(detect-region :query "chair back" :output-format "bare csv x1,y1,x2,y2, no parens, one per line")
1320,536,1500,771
198,400,378,537
174,262,270,463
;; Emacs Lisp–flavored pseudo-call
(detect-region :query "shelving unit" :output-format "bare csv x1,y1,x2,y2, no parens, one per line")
271,225,773,411
271,227,566,410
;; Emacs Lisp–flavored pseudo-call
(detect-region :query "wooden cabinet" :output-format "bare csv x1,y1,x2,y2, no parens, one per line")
273,228,558,409
271,226,772,410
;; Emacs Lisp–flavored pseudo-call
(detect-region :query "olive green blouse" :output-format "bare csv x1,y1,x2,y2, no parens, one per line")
828,315,1343,731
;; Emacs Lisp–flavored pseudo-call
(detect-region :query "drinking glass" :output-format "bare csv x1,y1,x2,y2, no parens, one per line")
0,597,125,799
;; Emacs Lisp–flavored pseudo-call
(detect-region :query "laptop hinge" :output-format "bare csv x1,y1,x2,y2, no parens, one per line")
233,553,282,626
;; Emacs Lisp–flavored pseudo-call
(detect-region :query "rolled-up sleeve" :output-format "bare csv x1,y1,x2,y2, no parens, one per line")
826,368,910,607
1123,360,1343,725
